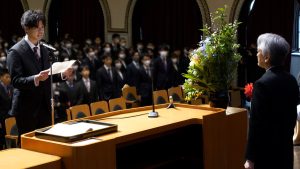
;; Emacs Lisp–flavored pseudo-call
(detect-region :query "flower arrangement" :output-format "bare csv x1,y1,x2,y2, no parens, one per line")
183,6,242,102
244,83,253,100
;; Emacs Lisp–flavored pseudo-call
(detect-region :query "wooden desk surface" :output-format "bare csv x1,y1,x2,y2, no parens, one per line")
21,104,247,169
0,148,61,169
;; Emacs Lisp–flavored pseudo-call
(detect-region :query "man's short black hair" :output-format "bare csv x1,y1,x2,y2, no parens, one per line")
112,33,120,39
79,64,90,72
0,68,9,77
21,10,46,29
101,53,112,61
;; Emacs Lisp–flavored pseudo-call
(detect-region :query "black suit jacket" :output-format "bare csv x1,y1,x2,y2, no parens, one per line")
152,56,173,90
138,66,153,106
81,57,101,80
57,82,78,107
7,39,64,133
245,66,299,169
75,79,98,105
96,66,121,101
0,84,12,121
126,62,140,89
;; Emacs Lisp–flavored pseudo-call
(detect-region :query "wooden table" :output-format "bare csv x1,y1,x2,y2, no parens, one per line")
0,148,61,169
21,104,247,169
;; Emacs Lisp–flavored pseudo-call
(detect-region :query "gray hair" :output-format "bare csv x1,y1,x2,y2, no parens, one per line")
257,33,290,66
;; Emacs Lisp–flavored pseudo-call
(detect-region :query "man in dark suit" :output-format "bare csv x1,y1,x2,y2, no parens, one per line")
152,45,173,90
0,69,13,149
76,65,98,105
126,51,140,90
139,54,153,106
96,54,121,101
81,47,101,80
6,10,72,139
244,33,299,169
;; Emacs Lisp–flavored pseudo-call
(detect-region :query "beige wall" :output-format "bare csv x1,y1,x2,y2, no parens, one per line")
25,0,240,44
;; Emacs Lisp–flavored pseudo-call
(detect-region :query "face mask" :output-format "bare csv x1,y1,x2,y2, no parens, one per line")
66,43,72,49
0,56,6,62
72,65,79,70
104,47,111,53
160,51,168,57
89,52,95,57
115,63,122,69
121,43,126,47
144,60,151,66
86,40,92,45
119,54,126,59
137,45,143,50
171,58,178,64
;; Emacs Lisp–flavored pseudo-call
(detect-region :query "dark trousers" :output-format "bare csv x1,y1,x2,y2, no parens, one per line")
16,100,51,146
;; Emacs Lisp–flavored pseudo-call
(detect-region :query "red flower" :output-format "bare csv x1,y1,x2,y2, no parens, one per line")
244,83,253,100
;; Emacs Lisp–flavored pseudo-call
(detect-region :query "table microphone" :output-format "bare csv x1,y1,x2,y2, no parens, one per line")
148,66,159,118
167,96,175,109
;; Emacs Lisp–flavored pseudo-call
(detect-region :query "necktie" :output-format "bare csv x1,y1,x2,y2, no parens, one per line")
146,68,151,77
33,46,42,69
84,79,90,93
33,47,39,61
163,58,167,71
108,68,113,81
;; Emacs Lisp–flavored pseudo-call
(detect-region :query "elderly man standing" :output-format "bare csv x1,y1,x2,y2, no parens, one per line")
244,33,299,169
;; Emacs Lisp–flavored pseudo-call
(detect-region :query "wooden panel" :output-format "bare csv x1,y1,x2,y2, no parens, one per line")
21,104,247,169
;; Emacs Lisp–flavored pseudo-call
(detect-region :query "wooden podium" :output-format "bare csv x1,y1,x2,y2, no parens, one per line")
21,104,247,169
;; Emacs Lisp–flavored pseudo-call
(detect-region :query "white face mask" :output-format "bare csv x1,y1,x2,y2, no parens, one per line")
171,58,178,64
72,65,79,70
119,54,126,59
0,56,6,62
66,43,72,49
89,52,95,57
144,60,151,66
160,51,168,57
121,43,126,47
115,63,122,69
104,47,111,52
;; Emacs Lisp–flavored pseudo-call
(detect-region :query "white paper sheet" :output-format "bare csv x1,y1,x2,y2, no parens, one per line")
44,122,109,137
48,60,77,75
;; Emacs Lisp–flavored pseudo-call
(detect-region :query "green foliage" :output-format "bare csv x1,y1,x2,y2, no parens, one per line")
183,6,241,101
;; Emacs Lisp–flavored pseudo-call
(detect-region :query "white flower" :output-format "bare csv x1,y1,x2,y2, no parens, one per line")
189,60,195,67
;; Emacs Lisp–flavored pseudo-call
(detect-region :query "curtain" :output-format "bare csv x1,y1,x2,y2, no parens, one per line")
132,0,202,50
48,0,104,44
246,0,294,69
0,0,24,42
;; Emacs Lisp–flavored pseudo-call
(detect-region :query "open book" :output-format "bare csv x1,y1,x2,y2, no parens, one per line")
48,60,77,75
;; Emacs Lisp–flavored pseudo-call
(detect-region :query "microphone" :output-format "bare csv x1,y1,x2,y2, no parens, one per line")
148,65,159,118
166,95,175,109
40,42,57,51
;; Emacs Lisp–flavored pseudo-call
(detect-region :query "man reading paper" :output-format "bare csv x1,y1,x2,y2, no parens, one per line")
7,10,72,143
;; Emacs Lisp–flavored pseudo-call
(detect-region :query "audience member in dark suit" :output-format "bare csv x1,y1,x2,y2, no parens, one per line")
170,53,183,86
117,50,129,73
114,59,127,91
76,65,98,105
82,47,101,80
6,10,72,140
111,33,121,60
96,54,121,101
126,51,141,90
138,54,153,106
0,69,13,149
152,45,173,90
244,33,299,169
56,71,78,122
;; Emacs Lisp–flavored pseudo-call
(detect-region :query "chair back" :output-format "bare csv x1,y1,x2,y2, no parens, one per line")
66,109,72,120
167,86,183,102
69,104,91,119
90,101,109,115
122,86,138,101
5,117,18,137
153,90,169,105
109,97,126,111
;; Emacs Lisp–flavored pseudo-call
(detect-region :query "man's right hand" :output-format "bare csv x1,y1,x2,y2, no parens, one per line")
244,160,254,169
34,69,50,86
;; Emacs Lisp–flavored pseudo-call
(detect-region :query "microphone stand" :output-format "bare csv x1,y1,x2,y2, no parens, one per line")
48,50,56,126
148,66,159,118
